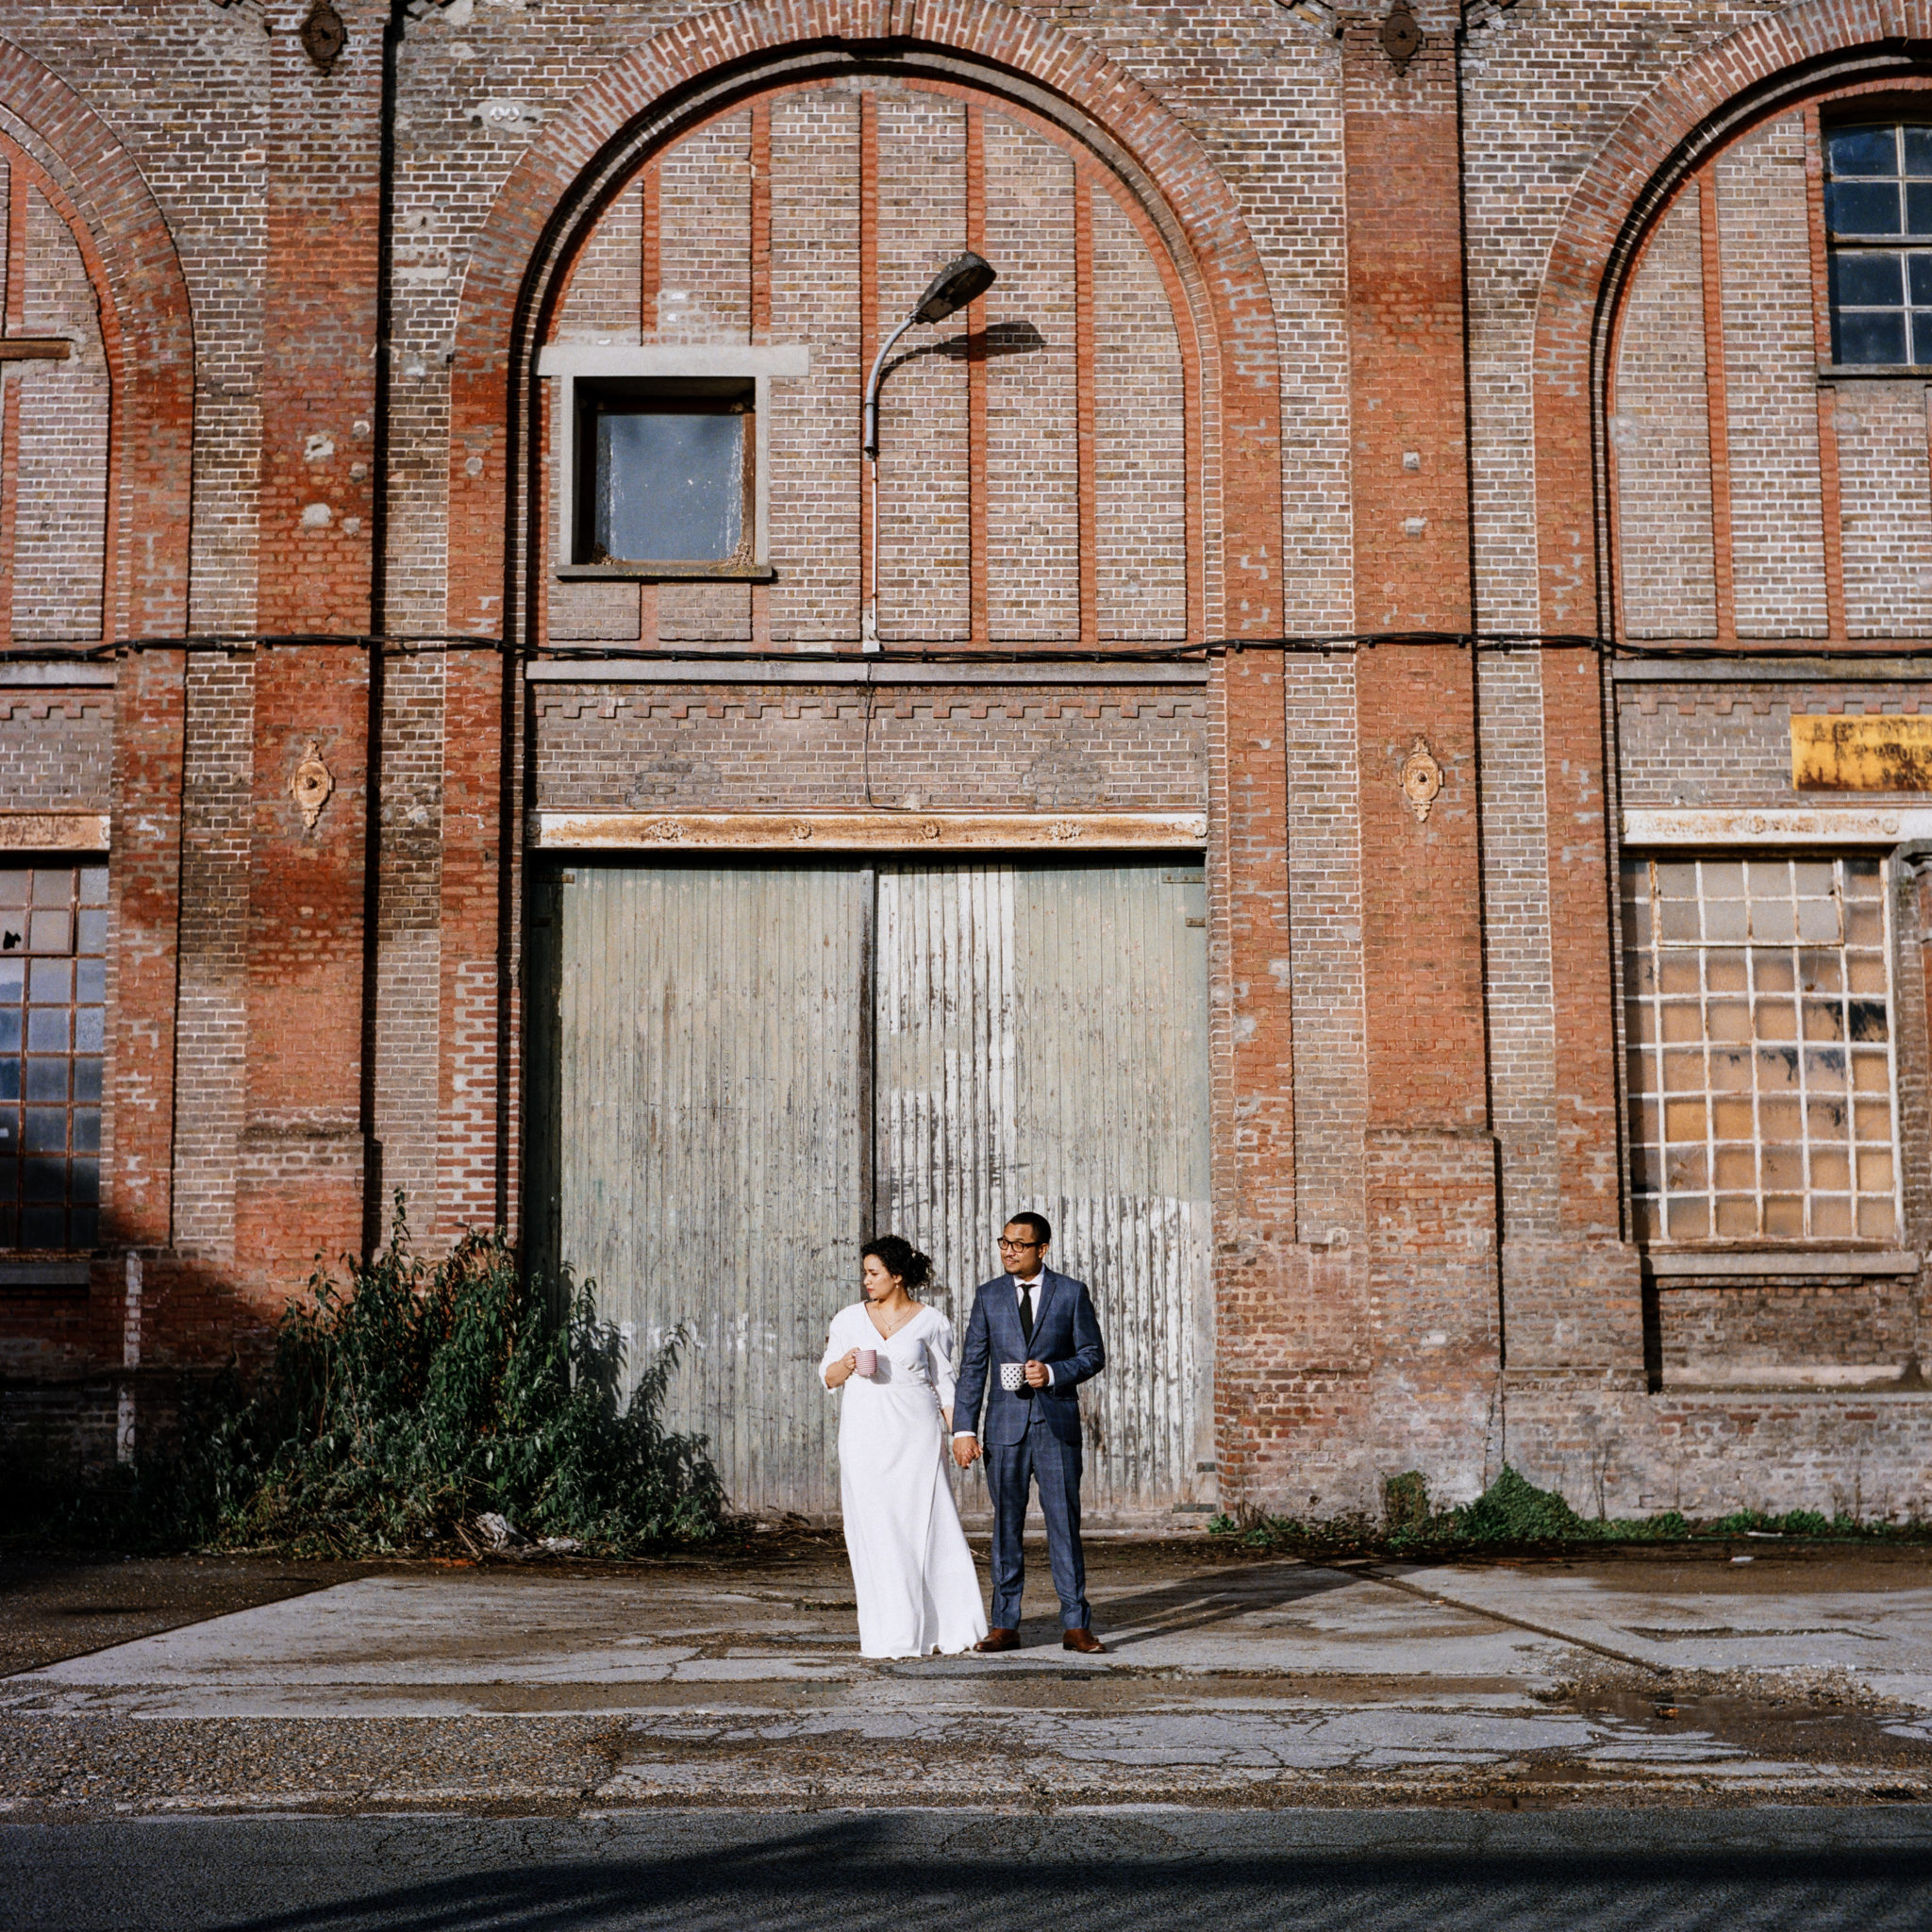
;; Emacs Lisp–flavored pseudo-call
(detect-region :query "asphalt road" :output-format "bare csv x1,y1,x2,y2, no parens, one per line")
8,1807,1932,1931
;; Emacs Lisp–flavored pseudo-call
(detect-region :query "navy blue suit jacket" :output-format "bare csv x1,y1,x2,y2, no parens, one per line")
954,1269,1106,1448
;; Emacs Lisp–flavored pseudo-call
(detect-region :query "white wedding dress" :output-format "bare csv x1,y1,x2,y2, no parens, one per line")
820,1303,990,1659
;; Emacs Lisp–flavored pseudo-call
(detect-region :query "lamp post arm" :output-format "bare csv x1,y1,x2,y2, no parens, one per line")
862,312,921,460
861,308,922,651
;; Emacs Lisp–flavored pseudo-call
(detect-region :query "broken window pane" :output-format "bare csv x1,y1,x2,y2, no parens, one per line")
1622,854,1901,1247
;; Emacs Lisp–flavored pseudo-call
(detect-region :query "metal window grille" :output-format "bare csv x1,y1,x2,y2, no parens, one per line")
1622,855,1901,1246
0,863,106,1252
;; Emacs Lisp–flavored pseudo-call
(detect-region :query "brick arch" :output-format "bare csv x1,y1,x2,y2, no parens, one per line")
0,38,193,641
0,40,196,1257
1534,0,1932,634
541,69,1215,647
1527,5,1932,1249
446,0,1282,645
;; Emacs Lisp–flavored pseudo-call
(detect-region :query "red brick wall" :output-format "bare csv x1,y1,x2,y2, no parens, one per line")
0,686,110,808
12,0,1932,1518
7,158,108,645
532,680,1207,814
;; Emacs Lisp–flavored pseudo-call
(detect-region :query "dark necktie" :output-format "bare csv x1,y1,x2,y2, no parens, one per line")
1019,1280,1035,1345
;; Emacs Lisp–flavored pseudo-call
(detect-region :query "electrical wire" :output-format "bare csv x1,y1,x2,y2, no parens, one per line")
0,633,506,662
11,630,1932,665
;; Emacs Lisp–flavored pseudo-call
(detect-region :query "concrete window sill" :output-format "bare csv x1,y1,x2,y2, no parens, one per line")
1660,1363,1909,1391
1817,364,1932,382
1643,1248,1920,1279
0,661,115,687
0,1259,92,1289
555,563,777,583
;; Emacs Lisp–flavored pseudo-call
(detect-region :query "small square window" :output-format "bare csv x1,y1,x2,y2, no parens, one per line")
576,379,753,568
539,343,808,585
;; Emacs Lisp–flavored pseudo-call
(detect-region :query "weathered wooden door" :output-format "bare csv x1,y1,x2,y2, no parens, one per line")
526,862,868,1519
873,861,1212,1514
529,857,1210,1519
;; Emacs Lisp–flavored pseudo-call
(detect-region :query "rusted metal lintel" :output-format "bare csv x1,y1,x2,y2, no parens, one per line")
1623,807,1932,845
0,812,109,851
532,810,1208,852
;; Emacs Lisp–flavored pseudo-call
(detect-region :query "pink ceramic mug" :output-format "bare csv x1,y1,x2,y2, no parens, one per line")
855,1347,878,1378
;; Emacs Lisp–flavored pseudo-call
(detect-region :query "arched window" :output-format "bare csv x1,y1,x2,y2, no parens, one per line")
537,76,1197,650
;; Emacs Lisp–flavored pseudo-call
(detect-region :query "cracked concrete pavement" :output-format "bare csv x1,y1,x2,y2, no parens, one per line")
7,1537,1932,1817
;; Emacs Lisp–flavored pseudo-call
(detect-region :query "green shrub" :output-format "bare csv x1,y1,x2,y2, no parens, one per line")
1211,1465,1924,1557
1446,1464,1593,1545
8,1204,724,1557
1383,1470,1429,1532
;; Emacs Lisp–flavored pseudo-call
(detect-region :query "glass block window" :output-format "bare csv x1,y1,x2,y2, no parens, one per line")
1825,123,1932,366
574,379,754,567
0,864,106,1251
1623,856,1901,1245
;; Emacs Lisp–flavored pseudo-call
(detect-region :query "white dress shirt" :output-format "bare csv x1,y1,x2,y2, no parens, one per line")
955,1274,1053,1440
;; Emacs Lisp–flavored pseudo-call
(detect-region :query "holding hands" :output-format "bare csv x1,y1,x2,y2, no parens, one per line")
953,1357,1048,1466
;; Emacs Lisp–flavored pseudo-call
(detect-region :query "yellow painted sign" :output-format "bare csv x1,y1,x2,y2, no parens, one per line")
1791,715,1932,791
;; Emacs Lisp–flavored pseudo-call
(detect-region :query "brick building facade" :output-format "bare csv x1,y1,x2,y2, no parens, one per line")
8,0,1932,1523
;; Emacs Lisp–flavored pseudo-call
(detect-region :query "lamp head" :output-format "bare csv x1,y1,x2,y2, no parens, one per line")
912,251,996,324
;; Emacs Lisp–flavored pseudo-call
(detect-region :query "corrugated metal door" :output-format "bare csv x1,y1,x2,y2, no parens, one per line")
873,861,1212,1514
531,856,1208,1519
528,862,868,1519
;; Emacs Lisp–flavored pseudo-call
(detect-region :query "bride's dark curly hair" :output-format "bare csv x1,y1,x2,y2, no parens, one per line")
860,1234,933,1291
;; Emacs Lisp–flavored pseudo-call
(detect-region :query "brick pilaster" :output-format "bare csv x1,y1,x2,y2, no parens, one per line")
1343,15,1499,1468
234,0,389,1293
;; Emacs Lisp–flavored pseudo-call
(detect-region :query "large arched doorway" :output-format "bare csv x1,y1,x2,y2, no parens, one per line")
521,65,1222,1521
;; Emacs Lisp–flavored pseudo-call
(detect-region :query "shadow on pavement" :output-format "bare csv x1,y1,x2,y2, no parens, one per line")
194,1813,1932,1932
11,1812,1932,1930
1093,1558,1360,1649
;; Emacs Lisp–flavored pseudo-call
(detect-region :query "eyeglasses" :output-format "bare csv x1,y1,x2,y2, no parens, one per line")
997,1237,1041,1250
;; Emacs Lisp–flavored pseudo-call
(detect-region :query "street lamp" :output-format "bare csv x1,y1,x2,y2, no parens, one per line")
861,250,998,651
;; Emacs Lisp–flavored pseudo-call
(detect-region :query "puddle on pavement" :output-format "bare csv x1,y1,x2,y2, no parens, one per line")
1560,1676,1932,1773
1622,1624,1885,1641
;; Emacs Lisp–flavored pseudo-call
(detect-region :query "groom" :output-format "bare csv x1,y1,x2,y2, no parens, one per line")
951,1212,1107,1654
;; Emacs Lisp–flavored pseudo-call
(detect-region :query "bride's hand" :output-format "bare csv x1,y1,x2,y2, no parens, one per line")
825,1348,860,1390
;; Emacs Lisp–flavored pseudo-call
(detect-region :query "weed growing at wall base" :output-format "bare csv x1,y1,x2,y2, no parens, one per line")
1209,1465,1932,1558
8,1202,724,1557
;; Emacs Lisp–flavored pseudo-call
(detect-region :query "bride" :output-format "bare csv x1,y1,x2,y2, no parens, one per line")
821,1236,989,1659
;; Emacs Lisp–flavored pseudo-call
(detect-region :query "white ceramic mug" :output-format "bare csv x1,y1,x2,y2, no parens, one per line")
855,1347,877,1377
999,1361,1026,1393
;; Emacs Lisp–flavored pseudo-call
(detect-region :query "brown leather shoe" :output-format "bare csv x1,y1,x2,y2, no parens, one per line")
1062,1627,1106,1655
974,1628,1021,1654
